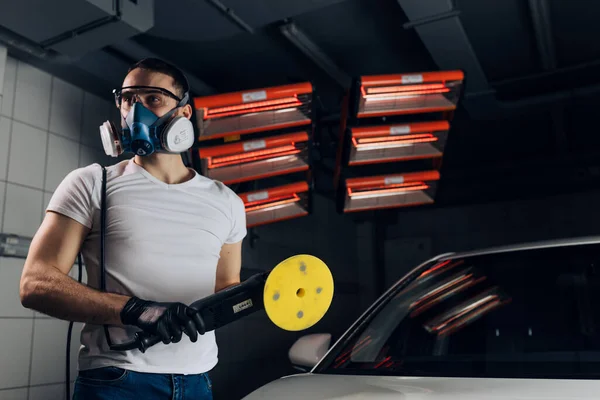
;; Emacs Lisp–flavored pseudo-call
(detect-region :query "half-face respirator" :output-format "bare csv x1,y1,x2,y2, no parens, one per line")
99,86,195,157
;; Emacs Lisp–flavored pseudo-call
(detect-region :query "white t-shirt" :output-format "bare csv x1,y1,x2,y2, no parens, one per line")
46,159,247,374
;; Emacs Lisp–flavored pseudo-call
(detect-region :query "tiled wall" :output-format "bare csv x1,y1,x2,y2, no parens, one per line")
0,48,121,400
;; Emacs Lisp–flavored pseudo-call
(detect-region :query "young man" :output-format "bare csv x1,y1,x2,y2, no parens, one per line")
19,58,246,399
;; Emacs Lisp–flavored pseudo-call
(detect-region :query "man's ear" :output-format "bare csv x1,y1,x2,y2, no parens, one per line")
173,104,193,120
182,104,193,120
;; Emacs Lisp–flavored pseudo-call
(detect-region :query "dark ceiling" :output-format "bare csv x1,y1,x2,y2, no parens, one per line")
2,0,600,205
132,0,439,113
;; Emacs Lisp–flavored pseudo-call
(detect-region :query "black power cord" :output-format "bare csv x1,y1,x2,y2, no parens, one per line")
66,253,83,400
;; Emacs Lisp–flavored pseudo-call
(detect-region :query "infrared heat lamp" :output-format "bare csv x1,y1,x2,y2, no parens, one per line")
194,83,313,140
347,120,449,166
342,170,440,213
198,132,310,185
356,71,464,118
239,182,310,228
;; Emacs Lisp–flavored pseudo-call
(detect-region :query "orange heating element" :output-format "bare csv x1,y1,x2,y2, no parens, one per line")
194,83,312,120
199,132,308,169
352,134,438,148
245,194,301,213
209,145,300,168
361,83,450,99
346,171,440,198
350,121,448,149
240,182,309,211
360,71,464,93
205,96,302,119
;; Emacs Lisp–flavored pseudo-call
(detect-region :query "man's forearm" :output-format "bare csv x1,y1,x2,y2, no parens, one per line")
21,263,130,326
214,279,241,293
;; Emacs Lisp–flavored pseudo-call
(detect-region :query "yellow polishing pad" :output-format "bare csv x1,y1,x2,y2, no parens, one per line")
263,255,334,331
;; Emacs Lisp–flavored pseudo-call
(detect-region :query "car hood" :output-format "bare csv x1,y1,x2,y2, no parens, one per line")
242,373,600,399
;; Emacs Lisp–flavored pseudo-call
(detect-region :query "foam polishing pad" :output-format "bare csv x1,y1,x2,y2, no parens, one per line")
263,255,334,331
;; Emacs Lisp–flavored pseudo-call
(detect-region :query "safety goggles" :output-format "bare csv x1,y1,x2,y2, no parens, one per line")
113,86,183,112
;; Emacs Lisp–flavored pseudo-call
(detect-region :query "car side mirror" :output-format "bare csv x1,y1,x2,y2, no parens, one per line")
288,333,332,372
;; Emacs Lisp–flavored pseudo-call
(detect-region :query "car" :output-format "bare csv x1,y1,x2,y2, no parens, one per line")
243,237,600,399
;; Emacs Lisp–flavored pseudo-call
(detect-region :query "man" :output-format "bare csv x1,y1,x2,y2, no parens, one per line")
19,58,246,399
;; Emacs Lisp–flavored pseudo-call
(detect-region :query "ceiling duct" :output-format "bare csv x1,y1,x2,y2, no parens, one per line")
197,131,310,184
239,182,310,228
280,21,352,89
194,82,313,140
0,0,154,58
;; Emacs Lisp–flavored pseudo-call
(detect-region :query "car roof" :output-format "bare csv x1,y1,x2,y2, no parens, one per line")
437,235,600,261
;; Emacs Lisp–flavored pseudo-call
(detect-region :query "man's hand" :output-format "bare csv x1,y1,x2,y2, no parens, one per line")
120,297,205,344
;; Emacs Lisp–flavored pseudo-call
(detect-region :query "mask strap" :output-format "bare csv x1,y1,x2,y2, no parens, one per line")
150,91,190,128
179,92,189,106
151,107,178,128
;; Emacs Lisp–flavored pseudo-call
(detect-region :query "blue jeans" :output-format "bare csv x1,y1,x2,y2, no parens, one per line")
72,366,213,399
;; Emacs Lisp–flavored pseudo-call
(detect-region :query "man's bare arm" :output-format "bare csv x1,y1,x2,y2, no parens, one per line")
20,211,130,326
214,240,243,292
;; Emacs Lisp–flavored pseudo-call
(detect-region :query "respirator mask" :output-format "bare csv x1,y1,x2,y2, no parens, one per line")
99,86,195,157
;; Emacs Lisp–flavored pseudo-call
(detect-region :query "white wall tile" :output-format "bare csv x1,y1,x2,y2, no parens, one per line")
30,319,82,386
81,92,111,149
2,184,43,237
13,63,51,130
0,319,33,389
1,57,16,118
8,121,47,190
44,134,79,192
0,257,33,318
0,45,7,97
0,388,27,400
28,384,64,400
49,78,83,141
0,117,9,180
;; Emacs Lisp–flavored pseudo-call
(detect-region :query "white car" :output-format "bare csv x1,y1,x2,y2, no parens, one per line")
244,237,600,399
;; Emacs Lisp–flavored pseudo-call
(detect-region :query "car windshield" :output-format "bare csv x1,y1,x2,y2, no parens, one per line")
316,242,600,379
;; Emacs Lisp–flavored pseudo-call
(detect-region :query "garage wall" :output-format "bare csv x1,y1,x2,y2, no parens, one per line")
383,190,600,290
0,48,118,400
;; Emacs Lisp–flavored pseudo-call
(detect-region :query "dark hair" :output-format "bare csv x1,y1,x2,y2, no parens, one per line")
127,58,189,98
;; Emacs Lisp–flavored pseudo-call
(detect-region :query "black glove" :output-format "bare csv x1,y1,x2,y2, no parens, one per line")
120,297,205,345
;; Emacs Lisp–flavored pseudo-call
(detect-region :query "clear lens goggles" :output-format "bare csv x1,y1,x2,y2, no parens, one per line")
113,86,182,112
